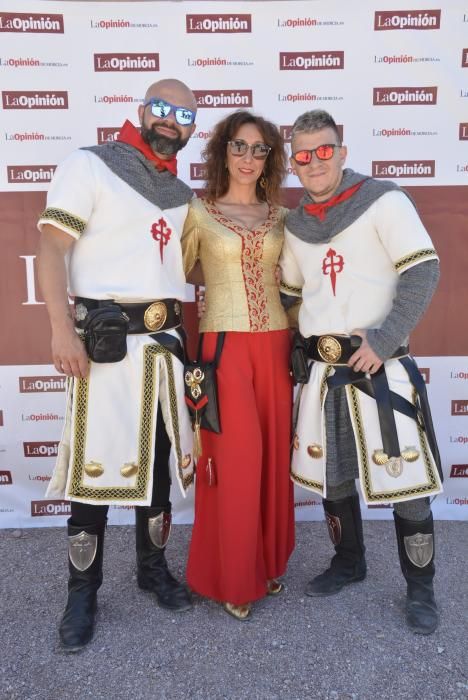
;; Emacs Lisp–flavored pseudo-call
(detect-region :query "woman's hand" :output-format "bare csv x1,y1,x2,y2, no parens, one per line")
196,287,206,319
274,265,281,286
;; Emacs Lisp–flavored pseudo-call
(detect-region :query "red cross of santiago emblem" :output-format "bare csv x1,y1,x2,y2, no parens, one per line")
322,247,344,296
151,217,172,263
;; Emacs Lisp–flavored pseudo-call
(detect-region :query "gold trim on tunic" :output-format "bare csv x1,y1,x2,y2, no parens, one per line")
348,384,440,503
68,343,192,501
394,248,438,273
39,207,87,237
290,469,324,492
279,281,302,297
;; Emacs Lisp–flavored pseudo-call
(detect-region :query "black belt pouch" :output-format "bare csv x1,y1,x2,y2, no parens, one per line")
291,332,311,385
82,305,129,363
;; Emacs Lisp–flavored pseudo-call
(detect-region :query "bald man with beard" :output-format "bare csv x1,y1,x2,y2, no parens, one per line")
37,79,198,651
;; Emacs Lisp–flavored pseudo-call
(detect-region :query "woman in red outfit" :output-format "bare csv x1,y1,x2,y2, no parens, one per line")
182,111,295,620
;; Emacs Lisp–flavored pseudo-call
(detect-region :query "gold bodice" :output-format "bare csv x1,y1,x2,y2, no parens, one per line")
181,198,289,333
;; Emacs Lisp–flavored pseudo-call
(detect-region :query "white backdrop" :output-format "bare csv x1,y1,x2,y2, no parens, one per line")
0,0,467,527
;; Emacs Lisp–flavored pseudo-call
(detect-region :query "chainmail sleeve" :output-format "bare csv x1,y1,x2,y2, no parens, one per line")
366,259,440,360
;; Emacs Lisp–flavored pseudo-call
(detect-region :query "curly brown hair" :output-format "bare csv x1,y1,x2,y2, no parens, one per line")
202,110,287,205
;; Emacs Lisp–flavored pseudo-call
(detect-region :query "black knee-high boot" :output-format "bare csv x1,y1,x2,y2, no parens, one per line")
306,494,367,596
59,519,105,652
394,512,438,635
135,506,192,612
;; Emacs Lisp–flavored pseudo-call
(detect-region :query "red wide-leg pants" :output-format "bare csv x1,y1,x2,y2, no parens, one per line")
186,330,295,605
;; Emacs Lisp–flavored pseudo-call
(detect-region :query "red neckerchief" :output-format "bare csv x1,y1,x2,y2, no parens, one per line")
304,181,364,221
116,120,177,176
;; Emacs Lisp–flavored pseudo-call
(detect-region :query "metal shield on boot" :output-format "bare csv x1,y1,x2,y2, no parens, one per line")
148,512,171,549
326,512,342,546
68,531,98,572
404,533,434,568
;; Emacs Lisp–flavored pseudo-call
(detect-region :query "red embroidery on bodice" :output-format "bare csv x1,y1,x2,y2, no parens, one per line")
203,201,281,331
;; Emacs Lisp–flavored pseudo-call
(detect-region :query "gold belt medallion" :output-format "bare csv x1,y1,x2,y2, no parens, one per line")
317,335,342,363
144,302,167,331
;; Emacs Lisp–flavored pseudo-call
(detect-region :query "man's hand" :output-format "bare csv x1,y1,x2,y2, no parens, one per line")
37,225,89,378
347,329,383,374
51,321,89,378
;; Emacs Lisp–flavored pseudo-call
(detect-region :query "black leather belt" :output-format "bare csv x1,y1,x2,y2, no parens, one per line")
74,297,183,334
327,357,443,482
305,334,409,365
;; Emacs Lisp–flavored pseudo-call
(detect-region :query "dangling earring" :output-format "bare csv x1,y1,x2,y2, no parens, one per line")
259,175,266,189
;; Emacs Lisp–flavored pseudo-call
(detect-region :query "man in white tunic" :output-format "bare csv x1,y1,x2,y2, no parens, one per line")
280,110,443,635
37,79,198,651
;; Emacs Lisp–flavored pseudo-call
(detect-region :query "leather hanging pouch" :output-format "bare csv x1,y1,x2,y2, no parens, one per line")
184,332,225,458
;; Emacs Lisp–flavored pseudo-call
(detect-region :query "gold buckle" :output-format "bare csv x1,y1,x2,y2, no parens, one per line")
317,335,342,363
144,302,167,331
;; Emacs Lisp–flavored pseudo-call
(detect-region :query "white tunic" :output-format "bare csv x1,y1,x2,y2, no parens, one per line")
280,190,439,336
280,190,442,504
38,149,190,302
38,149,194,505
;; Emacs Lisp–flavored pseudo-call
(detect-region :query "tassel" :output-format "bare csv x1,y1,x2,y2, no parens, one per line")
206,457,216,487
193,412,203,460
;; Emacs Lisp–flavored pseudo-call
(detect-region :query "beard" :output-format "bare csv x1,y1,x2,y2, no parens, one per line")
140,120,190,156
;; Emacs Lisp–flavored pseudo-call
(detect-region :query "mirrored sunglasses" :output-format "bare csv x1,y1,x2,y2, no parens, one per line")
144,97,196,126
227,139,271,160
292,144,339,165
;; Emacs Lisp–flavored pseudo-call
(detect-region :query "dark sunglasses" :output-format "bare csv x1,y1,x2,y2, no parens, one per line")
143,97,196,126
227,139,271,160
292,144,339,165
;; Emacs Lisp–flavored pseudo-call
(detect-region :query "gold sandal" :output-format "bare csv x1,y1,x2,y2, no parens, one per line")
223,602,252,621
267,579,284,596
